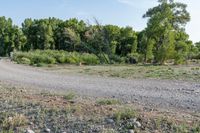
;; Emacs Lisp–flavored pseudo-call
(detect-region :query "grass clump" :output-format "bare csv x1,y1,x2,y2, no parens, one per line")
63,92,76,100
113,108,136,122
97,99,120,105
1,113,28,130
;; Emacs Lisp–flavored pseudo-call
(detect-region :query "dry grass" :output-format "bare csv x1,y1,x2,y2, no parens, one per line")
44,64,200,82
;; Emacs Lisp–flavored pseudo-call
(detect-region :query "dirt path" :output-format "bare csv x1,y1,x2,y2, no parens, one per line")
0,59,200,112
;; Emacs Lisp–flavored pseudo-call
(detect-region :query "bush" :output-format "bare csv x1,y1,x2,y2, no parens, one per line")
126,53,141,64
81,53,100,65
13,50,100,66
109,55,125,64
17,57,31,65
174,54,186,65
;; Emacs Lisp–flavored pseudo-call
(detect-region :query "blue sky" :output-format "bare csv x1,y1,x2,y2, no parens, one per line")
0,0,199,42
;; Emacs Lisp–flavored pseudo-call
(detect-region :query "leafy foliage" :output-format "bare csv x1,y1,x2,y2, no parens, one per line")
13,50,100,66
0,1,199,64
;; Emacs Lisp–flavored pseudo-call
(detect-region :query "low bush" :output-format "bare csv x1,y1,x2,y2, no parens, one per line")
81,53,100,65
18,57,31,65
13,50,100,66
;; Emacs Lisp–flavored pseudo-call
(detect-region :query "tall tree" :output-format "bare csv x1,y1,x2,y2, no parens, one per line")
104,25,121,55
143,0,190,64
0,16,26,56
116,26,137,56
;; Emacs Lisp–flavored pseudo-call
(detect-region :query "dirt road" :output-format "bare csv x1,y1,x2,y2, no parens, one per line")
0,59,199,112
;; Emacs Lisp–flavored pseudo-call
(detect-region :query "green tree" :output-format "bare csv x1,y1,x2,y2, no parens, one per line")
195,42,200,51
116,26,137,56
22,18,33,50
145,38,155,63
191,42,200,59
174,31,192,64
137,31,154,63
0,16,26,56
56,27,80,51
84,25,110,63
104,25,121,54
143,0,190,64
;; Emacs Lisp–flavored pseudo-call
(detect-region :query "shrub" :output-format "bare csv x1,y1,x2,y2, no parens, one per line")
81,53,100,65
17,57,31,65
13,50,100,66
126,53,140,64
174,54,186,65
56,54,66,63
109,55,125,64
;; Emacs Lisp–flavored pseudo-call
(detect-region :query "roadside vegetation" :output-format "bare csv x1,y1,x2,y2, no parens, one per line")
0,84,199,133
43,64,200,82
13,50,100,66
0,0,199,65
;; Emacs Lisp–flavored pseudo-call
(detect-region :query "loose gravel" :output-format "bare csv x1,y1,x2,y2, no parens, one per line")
0,59,199,112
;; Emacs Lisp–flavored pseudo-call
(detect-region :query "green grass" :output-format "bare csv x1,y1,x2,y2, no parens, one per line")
113,108,136,121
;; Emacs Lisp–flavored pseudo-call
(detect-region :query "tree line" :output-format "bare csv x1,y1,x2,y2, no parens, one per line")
0,0,199,64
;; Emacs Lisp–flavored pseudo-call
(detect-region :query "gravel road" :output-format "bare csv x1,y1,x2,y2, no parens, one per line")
0,59,200,112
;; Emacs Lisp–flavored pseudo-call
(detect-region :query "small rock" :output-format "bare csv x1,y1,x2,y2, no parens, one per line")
126,101,132,104
8,117,13,121
26,129,35,133
128,129,134,133
106,118,115,124
29,122,34,125
45,128,51,133
143,107,153,112
135,121,141,128
130,118,137,123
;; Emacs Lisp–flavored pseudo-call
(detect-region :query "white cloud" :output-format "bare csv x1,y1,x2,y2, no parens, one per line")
117,0,135,6
117,0,156,9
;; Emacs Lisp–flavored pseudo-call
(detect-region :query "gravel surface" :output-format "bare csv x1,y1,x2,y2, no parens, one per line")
0,59,200,112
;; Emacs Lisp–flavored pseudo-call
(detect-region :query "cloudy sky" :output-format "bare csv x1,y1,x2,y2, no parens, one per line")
0,0,199,42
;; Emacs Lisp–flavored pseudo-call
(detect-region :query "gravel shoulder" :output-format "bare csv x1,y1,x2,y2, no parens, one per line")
0,59,200,112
